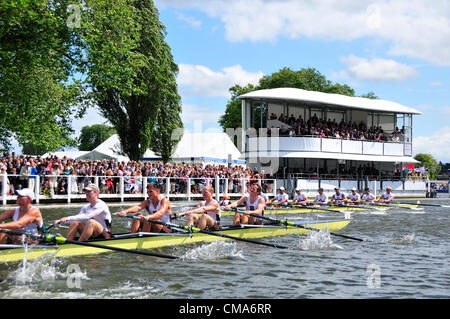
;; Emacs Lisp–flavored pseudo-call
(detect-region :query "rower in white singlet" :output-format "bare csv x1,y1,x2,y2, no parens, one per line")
377,186,394,204
313,188,328,206
346,187,361,205
362,188,376,203
117,183,172,233
268,187,289,206
184,186,221,230
0,188,43,244
224,183,265,225
293,187,309,205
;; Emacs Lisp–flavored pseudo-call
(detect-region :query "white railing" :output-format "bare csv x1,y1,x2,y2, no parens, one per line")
0,174,276,205
248,136,409,157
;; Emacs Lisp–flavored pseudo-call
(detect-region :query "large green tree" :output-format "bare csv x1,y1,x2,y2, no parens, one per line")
82,0,182,161
0,0,85,152
219,67,360,131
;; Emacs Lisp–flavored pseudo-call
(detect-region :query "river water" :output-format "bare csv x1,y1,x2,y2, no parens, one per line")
0,199,448,300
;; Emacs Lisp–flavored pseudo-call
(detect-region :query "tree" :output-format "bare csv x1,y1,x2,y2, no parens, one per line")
414,153,441,180
0,0,85,152
82,0,182,161
219,67,357,131
78,124,116,151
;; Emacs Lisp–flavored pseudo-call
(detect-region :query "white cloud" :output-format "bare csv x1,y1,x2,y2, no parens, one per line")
176,13,201,28
177,64,264,97
339,55,418,81
414,127,450,162
158,0,450,66
430,81,443,87
181,103,222,125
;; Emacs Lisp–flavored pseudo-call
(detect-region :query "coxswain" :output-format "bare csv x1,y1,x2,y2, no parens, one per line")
54,184,112,241
293,187,309,205
184,186,220,230
219,195,231,207
224,183,265,225
377,186,394,204
117,183,172,233
0,188,43,244
346,187,361,205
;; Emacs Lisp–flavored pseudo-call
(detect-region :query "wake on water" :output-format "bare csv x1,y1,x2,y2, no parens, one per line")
180,240,245,261
292,227,344,251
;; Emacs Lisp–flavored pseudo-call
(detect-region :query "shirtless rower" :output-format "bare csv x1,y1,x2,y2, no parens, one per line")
184,186,220,230
377,186,394,204
54,184,112,241
224,183,265,225
0,188,43,244
117,183,172,233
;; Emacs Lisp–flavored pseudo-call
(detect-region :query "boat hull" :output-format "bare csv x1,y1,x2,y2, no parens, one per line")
0,219,351,263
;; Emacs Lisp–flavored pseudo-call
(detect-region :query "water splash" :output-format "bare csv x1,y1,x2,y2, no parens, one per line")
293,227,343,251
6,255,89,288
181,240,245,261
389,233,416,245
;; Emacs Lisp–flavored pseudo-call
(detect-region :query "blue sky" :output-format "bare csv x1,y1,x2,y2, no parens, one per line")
72,0,450,162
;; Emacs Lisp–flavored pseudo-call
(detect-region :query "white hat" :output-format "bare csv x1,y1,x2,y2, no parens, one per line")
16,188,34,200
279,187,285,191
295,187,301,191
83,183,100,193
351,187,357,191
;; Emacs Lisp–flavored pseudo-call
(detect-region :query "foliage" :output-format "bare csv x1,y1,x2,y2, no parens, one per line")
82,0,182,161
219,67,358,131
78,124,116,151
0,0,85,151
414,153,441,179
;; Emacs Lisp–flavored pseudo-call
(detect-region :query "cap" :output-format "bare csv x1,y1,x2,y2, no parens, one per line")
295,187,301,191
334,187,340,190
83,183,100,193
279,187,285,191
223,196,230,200
351,187,357,191
16,188,34,200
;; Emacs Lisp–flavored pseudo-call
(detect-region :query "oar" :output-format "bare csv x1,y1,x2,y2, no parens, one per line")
119,215,288,249
230,209,363,242
0,229,178,259
292,203,352,214
401,201,450,208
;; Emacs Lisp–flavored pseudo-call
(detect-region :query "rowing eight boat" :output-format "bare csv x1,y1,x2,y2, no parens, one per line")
0,219,351,263
219,203,418,216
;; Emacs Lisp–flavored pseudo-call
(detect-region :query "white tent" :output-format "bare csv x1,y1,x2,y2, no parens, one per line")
77,134,130,162
170,132,245,165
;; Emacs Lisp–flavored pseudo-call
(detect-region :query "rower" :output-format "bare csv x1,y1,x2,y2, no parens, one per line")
377,186,394,204
293,187,309,205
224,183,265,225
219,195,231,207
346,187,361,205
184,186,220,230
362,187,376,203
331,187,347,205
117,183,172,233
54,184,112,241
313,188,328,206
268,186,289,206
0,188,43,244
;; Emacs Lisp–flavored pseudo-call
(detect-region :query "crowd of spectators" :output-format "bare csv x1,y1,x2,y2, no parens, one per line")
0,152,272,197
268,112,405,142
